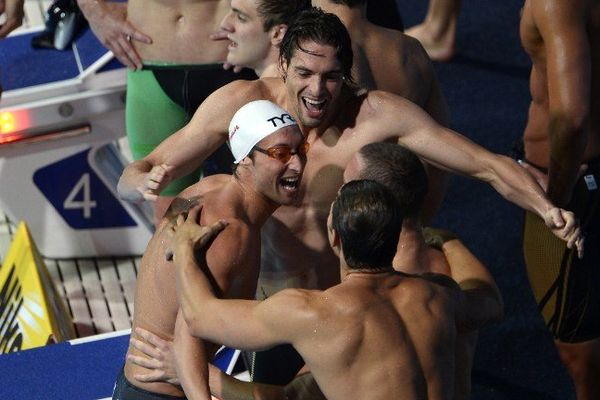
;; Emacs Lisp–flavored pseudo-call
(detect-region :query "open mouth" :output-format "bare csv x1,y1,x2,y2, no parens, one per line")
227,38,238,50
302,97,326,118
279,175,301,192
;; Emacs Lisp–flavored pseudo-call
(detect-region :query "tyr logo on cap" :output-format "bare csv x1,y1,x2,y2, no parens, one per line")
267,114,296,128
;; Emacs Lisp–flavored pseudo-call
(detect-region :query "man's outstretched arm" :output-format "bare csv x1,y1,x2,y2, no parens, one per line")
117,80,257,202
171,206,309,352
381,93,583,255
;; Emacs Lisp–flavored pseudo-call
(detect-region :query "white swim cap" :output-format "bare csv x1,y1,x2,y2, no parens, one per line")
228,100,298,163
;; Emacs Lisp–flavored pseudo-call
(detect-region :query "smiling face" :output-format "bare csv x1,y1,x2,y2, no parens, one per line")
283,40,345,129
220,0,272,71
248,124,306,205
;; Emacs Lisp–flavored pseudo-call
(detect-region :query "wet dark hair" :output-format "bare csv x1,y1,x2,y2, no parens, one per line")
358,143,428,218
332,180,403,269
279,8,355,84
257,0,312,32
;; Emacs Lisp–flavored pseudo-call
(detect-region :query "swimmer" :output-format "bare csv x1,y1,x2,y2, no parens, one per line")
113,100,306,399
171,179,472,400
78,0,257,225
519,1,600,398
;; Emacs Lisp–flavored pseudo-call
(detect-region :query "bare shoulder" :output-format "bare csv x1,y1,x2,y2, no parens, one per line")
362,89,420,114
269,287,317,305
365,24,430,64
205,78,273,109
397,272,461,304
263,288,325,323
404,36,435,73
419,272,461,292
531,0,587,22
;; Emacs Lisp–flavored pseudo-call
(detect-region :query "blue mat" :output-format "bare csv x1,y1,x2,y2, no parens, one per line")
0,333,128,399
0,27,122,91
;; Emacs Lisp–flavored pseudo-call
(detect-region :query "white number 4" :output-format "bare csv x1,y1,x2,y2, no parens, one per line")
63,173,97,219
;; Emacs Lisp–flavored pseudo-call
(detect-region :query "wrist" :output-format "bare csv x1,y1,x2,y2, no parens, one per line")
78,0,105,17
175,240,195,259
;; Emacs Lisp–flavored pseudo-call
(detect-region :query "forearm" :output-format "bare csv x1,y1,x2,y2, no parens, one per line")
484,153,554,217
401,115,553,216
175,240,218,334
442,239,503,325
547,114,588,207
174,313,211,400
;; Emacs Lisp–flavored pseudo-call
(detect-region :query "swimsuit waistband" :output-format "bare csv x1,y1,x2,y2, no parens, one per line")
141,62,225,71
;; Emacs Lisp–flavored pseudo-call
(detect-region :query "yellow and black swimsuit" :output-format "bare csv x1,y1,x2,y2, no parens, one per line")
523,156,600,343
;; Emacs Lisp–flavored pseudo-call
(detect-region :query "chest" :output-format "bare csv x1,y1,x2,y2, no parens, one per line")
300,126,379,206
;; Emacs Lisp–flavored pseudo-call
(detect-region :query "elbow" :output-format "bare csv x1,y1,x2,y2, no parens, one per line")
476,154,515,187
180,296,214,337
181,306,202,337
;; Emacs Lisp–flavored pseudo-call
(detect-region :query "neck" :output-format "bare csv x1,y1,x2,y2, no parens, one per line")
341,264,395,281
255,47,280,78
259,63,280,79
393,217,429,273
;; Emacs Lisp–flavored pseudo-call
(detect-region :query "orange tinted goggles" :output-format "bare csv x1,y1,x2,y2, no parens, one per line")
252,142,310,163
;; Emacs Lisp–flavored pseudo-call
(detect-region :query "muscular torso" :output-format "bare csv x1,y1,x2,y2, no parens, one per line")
259,85,399,292
520,0,600,166
125,175,262,395
127,0,229,63
296,273,459,400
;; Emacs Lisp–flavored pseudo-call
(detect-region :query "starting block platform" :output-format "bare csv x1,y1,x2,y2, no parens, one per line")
0,23,153,258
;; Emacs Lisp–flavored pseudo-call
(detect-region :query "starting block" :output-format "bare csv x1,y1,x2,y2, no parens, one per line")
0,26,152,258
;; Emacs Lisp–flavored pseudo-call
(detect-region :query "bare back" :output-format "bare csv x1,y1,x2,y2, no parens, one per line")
127,0,229,63
126,175,262,395
293,272,460,400
351,24,442,114
520,0,600,166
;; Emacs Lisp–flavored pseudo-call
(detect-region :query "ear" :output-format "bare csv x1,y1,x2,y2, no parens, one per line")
329,226,341,256
238,155,253,167
332,228,340,248
270,24,287,46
